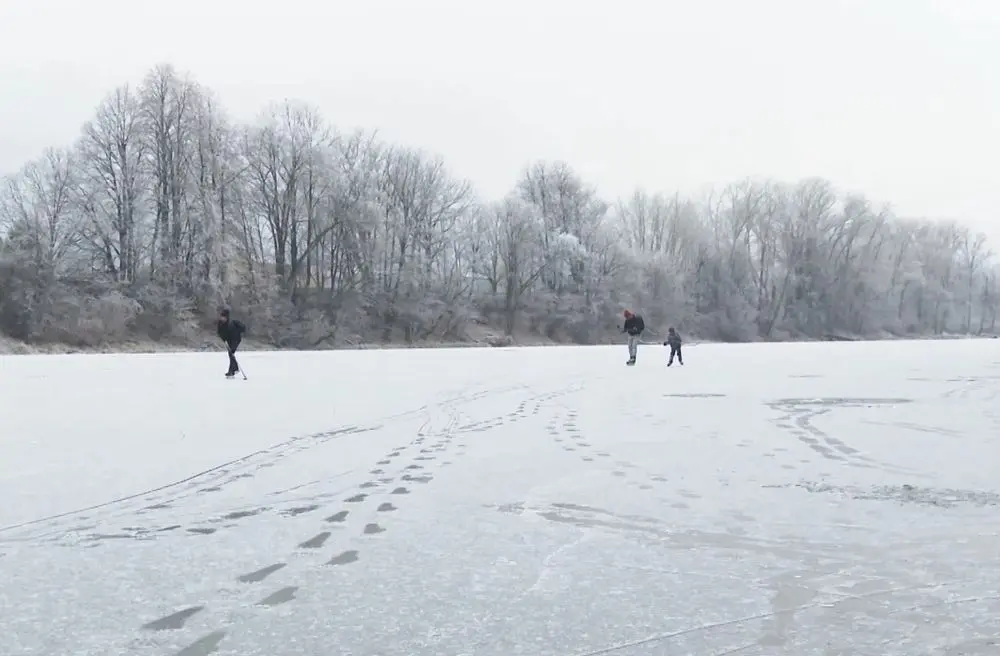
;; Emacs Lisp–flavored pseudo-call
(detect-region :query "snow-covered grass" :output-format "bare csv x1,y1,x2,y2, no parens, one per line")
0,331,554,355
2,340,999,655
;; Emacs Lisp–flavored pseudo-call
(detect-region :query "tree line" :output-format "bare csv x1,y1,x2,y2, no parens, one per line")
0,63,995,349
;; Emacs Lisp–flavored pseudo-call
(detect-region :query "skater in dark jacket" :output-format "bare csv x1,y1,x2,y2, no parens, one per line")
664,327,683,366
622,310,645,365
217,308,247,377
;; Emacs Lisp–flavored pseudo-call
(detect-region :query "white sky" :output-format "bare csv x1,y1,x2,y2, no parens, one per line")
1,0,997,242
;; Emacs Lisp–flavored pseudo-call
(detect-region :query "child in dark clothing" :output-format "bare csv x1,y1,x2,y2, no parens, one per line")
664,327,683,366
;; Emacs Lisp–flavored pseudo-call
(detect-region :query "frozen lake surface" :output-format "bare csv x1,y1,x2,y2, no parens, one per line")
2,340,1000,655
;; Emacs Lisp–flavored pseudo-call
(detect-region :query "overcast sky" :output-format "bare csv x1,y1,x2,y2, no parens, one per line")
1,0,997,242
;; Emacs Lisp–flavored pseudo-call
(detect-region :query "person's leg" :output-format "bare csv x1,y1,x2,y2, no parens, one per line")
628,335,638,361
676,345,683,365
227,339,241,375
668,344,675,365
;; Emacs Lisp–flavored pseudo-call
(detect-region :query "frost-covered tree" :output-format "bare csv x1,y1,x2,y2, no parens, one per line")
1,62,996,348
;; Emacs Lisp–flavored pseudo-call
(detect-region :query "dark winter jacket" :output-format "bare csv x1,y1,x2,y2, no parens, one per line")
665,331,682,348
218,318,246,345
623,315,645,336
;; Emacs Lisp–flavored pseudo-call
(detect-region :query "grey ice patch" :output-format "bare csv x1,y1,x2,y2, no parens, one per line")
771,397,913,408
862,419,964,437
298,532,332,549
174,630,226,656
768,481,1000,508
327,550,359,565
485,502,525,515
941,638,1000,655
663,393,727,398
223,509,262,520
256,586,298,606
281,504,319,516
142,606,204,631
238,563,286,583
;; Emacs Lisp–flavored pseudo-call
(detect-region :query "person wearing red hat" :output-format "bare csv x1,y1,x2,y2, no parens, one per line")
622,309,645,365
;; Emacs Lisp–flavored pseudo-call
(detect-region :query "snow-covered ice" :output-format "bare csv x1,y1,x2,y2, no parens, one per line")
2,340,1000,655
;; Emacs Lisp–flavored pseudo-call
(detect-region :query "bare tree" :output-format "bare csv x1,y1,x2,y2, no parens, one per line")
959,229,990,332
190,88,242,294
492,196,546,335
139,64,203,284
0,148,81,273
75,84,147,282
242,101,330,290
3,61,998,350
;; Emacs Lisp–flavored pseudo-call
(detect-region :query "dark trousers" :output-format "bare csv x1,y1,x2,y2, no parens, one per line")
227,339,241,374
668,344,682,365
